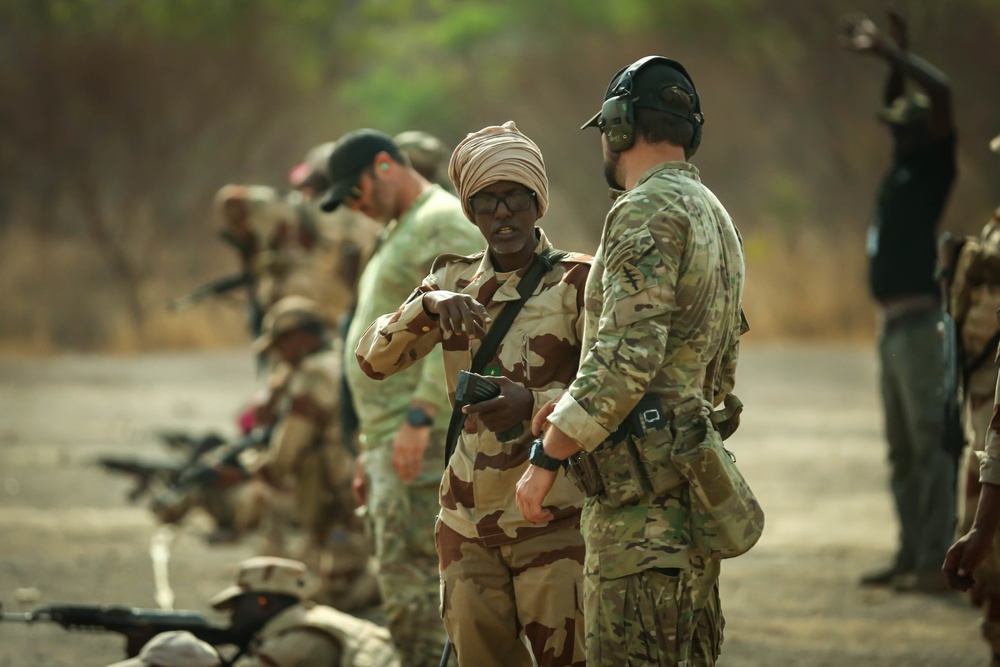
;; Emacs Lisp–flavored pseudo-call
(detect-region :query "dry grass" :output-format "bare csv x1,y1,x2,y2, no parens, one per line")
0,222,877,357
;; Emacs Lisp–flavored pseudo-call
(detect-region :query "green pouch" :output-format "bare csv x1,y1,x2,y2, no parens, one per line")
590,439,649,509
629,427,683,496
670,413,764,559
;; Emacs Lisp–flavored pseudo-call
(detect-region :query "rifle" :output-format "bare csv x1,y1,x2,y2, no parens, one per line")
0,602,243,661
166,272,254,313
171,426,273,493
95,455,186,503
937,232,968,463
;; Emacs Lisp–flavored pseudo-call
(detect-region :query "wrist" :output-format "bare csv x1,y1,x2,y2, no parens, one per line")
529,438,565,472
405,406,435,428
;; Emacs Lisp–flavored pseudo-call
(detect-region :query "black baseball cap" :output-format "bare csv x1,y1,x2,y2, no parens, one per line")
581,56,699,131
319,129,403,212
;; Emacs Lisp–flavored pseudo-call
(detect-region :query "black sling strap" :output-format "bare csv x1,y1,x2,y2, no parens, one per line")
442,249,567,467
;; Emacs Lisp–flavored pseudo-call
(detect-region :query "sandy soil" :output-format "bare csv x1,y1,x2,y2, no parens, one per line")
0,345,988,666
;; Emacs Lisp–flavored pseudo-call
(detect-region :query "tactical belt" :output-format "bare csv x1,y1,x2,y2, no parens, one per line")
607,394,671,444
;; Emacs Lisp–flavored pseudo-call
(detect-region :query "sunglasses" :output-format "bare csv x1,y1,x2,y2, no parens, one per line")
468,190,537,215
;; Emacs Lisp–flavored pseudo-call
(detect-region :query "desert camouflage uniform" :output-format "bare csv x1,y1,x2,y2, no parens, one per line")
255,347,378,612
215,184,378,320
356,229,589,666
546,162,745,666
344,184,483,666
238,601,400,667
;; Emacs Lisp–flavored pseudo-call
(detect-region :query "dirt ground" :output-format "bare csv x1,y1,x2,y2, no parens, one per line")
0,344,989,666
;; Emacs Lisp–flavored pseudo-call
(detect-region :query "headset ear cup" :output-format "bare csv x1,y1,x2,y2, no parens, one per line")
379,162,389,172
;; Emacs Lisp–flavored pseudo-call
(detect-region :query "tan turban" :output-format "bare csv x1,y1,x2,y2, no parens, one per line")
448,120,549,222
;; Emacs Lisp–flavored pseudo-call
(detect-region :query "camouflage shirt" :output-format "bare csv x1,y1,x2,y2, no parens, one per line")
260,347,351,491
344,185,484,453
356,229,590,545
240,602,400,667
547,162,746,572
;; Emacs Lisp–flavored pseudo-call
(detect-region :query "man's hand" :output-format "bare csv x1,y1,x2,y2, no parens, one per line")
463,376,533,434
942,528,991,591
531,394,564,436
351,455,368,507
837,12,883,53
421,291,491,340
516,465,558,523
886,8,909,50
392,422,430,482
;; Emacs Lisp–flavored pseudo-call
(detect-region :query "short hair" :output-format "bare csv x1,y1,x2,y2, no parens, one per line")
634,86,698,158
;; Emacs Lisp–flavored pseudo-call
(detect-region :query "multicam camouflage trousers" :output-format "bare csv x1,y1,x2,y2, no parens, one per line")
582,486,724,666
365,443,448,667
436,520,586,667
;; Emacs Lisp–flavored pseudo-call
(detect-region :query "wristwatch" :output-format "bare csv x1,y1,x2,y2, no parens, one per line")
529,438,565,471
405,406,434,428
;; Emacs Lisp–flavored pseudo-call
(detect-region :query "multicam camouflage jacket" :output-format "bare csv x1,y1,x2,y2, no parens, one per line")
356,229,591,545
546,162,746,573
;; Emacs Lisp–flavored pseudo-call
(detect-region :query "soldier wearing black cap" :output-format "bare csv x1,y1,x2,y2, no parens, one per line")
840,9,957,593
320,129,483,667
517,55,749,666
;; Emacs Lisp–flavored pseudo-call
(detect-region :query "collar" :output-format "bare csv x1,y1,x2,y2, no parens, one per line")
634,161,701,189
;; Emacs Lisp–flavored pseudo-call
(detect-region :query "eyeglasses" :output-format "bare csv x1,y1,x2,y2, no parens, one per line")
468,190,537,215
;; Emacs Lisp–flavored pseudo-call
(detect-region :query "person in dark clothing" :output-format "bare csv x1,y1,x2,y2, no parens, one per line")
840,9,957,593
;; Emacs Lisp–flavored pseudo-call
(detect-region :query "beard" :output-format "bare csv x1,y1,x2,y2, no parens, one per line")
602,145,625,190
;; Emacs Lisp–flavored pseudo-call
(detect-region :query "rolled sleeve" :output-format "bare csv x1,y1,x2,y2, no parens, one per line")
548,391,611,452
981,430,1000,485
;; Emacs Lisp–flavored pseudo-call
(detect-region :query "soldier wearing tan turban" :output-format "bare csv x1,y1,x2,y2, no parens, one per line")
355,120,590,667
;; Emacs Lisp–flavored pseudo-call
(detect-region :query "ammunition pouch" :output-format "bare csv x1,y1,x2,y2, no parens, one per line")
564,395,683,509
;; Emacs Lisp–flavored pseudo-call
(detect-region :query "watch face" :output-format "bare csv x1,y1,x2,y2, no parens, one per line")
406,407,433,427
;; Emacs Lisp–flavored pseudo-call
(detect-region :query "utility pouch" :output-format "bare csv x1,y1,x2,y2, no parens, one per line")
670,411,764,559
564,451,603,497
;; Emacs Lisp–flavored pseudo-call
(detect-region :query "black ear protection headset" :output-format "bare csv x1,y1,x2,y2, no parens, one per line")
600,55,703,154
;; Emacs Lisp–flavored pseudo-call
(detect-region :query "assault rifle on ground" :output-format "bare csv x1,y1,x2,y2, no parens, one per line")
0,602,246,662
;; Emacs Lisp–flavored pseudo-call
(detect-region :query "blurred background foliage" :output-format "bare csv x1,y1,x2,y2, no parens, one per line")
0,0,998,352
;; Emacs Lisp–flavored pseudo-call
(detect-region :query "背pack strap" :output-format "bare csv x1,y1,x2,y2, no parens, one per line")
443,249,567,467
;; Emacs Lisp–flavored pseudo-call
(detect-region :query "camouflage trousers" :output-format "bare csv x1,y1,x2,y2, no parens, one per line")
582,487,724,666
436,520,586,667
365,443,448,667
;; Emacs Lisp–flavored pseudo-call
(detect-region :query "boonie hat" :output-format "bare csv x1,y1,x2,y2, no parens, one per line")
393,131,449,176
581,57,699,131
209,556,308,610
878,93,931,127
252,296,324,353
106,630,221,667
319,130,403,213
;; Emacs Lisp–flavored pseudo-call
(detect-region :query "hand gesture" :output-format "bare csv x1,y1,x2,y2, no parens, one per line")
421,291,491,341
463,376,533,435
838,12,882,53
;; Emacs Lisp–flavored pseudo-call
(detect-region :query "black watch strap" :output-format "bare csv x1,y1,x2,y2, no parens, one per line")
529,438,565,471
406,407,434,427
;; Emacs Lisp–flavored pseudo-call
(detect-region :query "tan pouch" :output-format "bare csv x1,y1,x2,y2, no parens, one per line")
670,412,764,559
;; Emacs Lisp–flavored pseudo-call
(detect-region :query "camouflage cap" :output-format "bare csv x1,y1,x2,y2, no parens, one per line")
991,133,1000,155
393,131,450,178
289,141,336,192
106,630,221,667
209,557,308,610
252,296,324,353
879,93,931,126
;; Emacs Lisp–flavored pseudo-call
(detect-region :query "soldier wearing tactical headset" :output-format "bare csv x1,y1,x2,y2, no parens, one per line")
517,55,749,666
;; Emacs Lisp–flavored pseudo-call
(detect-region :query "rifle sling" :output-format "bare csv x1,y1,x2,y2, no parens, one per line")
443,249,566,468
963,330,1000,384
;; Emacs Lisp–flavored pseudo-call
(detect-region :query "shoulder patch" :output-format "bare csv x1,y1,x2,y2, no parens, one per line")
430,250,485,274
